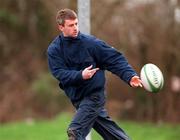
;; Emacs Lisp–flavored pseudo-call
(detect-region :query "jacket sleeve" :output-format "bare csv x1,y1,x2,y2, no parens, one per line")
94,40,137,84
47,44,83,89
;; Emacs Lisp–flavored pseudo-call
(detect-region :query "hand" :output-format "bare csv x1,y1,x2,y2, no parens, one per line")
130,76,143,88
82,65,99,80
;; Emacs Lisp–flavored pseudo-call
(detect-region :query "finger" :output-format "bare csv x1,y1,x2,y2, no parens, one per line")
137,83,143,87
89,68,99,75
132,83,138,87
139,83,143,87
131,81,143,88
89,68,99,73
91,68,99,73
88,72,93,78
94,68,99,71
136,79,143,87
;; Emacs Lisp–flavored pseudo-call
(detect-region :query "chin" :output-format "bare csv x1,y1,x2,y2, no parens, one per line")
72,34,78,38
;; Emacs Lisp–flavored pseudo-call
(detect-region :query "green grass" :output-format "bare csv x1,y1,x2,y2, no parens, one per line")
0,113,180,140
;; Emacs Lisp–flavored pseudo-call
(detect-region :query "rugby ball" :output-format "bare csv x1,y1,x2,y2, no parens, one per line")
140,63,164,93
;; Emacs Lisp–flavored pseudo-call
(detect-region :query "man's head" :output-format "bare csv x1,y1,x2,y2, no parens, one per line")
56,9,79,38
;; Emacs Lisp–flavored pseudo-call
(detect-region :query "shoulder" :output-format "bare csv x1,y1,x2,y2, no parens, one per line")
47,35,61,54
81,33,113,51
80,33,105,47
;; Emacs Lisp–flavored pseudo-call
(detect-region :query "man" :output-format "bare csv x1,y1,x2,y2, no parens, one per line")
47,8,142,140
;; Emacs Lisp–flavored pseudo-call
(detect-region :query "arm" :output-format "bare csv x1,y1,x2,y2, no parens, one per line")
47,45,83,88
94,40,142,86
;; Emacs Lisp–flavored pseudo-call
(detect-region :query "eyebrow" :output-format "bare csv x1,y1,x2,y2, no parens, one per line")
68,21,78,26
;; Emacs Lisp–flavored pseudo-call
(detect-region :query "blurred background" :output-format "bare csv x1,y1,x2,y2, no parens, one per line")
0,0,180,127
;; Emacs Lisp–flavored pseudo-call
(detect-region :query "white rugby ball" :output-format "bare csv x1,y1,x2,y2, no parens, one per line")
140,63,164,93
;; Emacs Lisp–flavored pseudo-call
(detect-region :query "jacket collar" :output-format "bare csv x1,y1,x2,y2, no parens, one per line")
60,32,81,41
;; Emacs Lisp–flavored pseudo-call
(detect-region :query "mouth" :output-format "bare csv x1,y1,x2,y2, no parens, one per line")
73,31,78,36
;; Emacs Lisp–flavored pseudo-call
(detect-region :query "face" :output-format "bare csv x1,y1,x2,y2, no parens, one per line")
58,18,79,38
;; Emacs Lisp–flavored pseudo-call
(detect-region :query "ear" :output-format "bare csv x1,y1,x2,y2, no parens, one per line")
58,25,64,31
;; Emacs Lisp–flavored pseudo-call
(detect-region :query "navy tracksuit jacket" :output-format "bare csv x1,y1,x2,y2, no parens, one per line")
47,32,136,140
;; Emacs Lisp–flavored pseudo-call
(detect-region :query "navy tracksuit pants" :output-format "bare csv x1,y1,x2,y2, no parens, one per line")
68,91,131,140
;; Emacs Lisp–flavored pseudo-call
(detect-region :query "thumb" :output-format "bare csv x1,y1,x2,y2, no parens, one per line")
86,65,93,70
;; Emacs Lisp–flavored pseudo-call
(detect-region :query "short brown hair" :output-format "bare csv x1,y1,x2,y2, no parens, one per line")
56,9,77,26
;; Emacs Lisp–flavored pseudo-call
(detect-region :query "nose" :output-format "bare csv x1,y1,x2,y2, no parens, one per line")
74,24,78,31
74,24,78,29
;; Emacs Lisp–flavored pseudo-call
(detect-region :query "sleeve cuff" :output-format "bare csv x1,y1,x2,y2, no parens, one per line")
76,70,84,83
128,73,138,86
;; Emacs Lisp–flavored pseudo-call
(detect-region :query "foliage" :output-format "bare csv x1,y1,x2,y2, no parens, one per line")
0,9,19,28
92,0,180,122
0,0,54,122
30,73,69,118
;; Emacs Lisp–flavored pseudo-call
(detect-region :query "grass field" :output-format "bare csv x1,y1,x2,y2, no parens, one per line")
0,113,180,140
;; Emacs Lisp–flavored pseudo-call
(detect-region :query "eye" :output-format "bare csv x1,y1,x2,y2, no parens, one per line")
68,24,74,27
